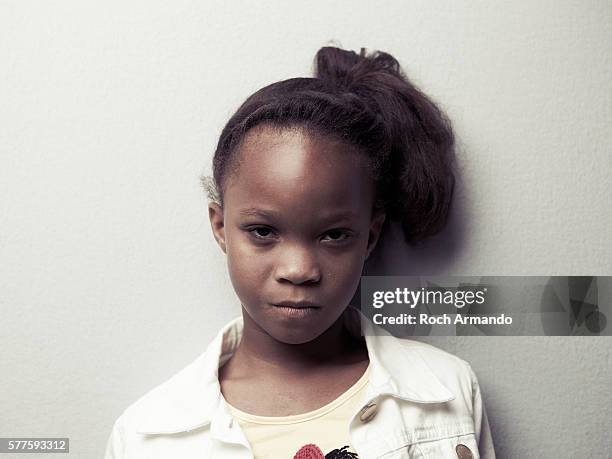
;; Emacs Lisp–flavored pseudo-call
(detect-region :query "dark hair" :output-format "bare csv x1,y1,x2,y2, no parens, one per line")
201,46,455,245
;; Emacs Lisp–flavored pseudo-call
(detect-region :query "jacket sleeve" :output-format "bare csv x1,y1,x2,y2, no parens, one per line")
467,364,496,459
104,415,126,459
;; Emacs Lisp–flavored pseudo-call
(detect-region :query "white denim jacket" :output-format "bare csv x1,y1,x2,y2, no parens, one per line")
105,309,495,458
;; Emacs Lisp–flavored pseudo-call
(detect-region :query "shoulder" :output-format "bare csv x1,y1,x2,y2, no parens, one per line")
368,331,479,405
359,309,480,400
104,350,221,458
108,316,242,439
112,349,219,437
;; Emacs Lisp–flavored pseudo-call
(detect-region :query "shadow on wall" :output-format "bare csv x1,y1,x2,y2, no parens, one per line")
363,173,468,278
349,170,469,307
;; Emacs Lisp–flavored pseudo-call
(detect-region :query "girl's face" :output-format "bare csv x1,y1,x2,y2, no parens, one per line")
208,125,385,344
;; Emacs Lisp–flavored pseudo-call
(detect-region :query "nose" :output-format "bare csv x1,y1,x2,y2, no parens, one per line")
274,243,322,285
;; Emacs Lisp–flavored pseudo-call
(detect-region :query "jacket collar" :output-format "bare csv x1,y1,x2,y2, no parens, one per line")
136,307,454,435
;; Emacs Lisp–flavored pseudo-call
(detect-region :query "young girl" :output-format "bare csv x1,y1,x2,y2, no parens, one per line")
105,46,495,459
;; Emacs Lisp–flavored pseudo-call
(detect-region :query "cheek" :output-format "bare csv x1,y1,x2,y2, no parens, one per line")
226,235,269,301
321,251,366,296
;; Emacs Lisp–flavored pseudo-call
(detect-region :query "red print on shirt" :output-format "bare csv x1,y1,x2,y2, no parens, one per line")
293,444,358,459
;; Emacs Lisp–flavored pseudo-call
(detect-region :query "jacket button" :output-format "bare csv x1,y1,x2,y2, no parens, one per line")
358,402,378,423
455,444,473,459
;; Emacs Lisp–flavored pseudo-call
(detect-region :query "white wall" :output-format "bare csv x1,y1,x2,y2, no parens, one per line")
1,1,610,457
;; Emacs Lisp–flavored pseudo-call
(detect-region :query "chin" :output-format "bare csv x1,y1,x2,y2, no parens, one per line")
268,325,324,345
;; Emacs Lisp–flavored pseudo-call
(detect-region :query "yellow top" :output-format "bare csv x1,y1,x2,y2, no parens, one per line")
225,365,369,459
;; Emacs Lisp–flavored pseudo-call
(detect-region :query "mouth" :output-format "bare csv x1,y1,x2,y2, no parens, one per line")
270,302,321,318
272,301,321,309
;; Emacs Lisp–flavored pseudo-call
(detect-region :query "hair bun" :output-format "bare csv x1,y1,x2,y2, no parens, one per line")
314,46,401,88
314,46,365,87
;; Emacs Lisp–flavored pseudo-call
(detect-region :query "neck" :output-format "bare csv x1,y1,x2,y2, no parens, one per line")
230,308,367,376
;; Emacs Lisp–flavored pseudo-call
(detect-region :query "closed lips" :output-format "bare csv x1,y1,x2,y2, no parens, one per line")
273,302,320,308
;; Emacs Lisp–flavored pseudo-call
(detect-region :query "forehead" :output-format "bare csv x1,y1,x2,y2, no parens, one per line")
224,126,374,220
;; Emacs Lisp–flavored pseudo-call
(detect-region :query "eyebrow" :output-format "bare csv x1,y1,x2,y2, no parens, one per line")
238,208,359,222
239,208,277,218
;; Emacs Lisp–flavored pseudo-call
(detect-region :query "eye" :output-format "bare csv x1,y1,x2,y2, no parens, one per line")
322,229,352,243
248,226,276,240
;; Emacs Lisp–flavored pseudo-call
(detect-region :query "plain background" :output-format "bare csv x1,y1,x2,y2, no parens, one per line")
1,1,611,457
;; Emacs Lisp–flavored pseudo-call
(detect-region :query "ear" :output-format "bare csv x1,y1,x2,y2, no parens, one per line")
365,211,386,261
208,202,227,254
